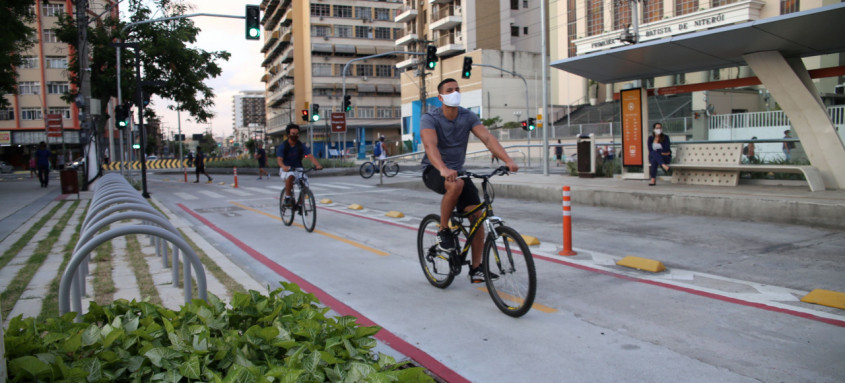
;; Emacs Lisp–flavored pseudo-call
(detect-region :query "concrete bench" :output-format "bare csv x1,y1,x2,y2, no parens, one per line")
671,143,825,192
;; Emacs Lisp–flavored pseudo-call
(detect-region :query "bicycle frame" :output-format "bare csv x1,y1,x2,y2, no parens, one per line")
450,176,504,264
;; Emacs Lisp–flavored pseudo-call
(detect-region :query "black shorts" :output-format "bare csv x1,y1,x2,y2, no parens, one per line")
422,166,481,212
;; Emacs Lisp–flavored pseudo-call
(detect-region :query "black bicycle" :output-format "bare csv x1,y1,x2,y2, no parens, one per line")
359,158,399,178
279,167,318,232
416,166,537,317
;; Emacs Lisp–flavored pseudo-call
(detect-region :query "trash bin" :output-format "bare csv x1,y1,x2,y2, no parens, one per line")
576,134,596,178
60,169,79,194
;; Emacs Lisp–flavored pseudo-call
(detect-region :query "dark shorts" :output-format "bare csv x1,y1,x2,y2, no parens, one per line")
195,165,204,174
422,166,481,212
258,159,266,168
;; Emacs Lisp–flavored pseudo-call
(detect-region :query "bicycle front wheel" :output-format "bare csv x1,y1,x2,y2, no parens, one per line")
484,225,536,317
360,162,375,178
417,214,455,288
300,188,316,232
383,161,399,177
280,190,294,226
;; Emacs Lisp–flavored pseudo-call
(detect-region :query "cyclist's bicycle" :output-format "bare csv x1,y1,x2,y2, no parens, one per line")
416,166,537,317
279,167,319,232
360,157,399,179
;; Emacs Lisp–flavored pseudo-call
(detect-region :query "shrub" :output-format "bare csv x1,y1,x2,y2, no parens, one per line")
4,283,432,382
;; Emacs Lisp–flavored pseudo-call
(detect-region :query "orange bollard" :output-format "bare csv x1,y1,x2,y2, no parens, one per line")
558,186,577,256
233,166,239,188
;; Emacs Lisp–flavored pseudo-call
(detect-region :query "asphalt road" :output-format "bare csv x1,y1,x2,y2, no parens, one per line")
141,170,845,383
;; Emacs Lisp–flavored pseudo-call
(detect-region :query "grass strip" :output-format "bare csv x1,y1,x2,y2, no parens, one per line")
124,234,162,306
40,202,86,320
91,239,115,306
1,201,76,320
0,202,62,270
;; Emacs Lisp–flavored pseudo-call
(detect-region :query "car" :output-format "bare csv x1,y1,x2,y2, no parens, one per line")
68,157,85,170
0,161,13,173
146,155,158,161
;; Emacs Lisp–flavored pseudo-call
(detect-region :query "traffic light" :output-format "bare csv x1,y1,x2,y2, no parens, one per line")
425,45,437,70
528,117,536,131
311,104,320,121
115,105,129,129
245,5,260,40
521,120,528,130
343,95,352,112
301,109,309,122
461,56,473,79
142,91,151,107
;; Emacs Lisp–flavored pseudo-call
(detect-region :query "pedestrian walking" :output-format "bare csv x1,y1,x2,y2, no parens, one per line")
194,147,213,183
35,142,51,188
255,141,269,180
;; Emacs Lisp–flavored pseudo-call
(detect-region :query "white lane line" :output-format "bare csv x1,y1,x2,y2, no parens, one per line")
174,192,198,200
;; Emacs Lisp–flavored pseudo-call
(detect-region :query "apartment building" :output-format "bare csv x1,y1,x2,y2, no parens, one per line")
549,0,844,121
232,90,266,147
259,0,405,157
1,1,114,168
395,0,546,151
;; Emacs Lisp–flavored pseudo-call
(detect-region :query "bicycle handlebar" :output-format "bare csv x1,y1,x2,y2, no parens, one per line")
458,166,511,179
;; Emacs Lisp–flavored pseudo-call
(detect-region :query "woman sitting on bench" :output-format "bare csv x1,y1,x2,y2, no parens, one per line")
648,122,672,186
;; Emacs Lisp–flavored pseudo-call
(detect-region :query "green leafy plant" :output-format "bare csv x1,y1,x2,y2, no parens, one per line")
5,283,432,382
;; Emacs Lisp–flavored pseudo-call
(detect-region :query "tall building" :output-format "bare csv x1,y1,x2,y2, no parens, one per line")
0,0,114,168
395,0,546,151
259,0,405,156
549,0,844,123
232,90,266,146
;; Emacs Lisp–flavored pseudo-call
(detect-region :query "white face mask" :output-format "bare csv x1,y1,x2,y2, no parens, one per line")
440,91,461,107
653,129,662,135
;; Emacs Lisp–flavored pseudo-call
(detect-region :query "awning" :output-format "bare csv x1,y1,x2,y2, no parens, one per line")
311,43,333,53
335,44,356,54
376,84,395,93
357,46,376,55
357,84,376,92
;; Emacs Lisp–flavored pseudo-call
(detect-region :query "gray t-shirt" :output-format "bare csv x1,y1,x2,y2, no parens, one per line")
420,106,481,171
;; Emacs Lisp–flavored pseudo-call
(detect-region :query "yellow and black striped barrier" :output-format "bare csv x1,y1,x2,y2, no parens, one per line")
104,158,226,170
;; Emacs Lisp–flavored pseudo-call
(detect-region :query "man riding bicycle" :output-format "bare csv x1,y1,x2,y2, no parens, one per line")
277,123,322,206
420,78,519,283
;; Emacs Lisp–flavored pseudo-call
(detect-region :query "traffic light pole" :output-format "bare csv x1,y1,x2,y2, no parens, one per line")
470,63,532,167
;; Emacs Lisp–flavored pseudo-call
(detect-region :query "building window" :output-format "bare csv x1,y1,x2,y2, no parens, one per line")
523,26,528,35
511,0,519,10
356,107,374,119
42,29,58,43
45,56,67,69
613,0,632,31
334,64,350,77
47,82,69,94
374,27,392,40
780,0,799,14
394,107,401,118
586,0,603,37
21,108,43,120
675,0,698,16
355,26,372,39
355,6,371,19
510,26,519,37
711,0,738,6
524,0,529,8
376,65,392,77
19,81,40,95
311,25,330,37
48,107,71,119
311,4,330,17
21,56,38,69
335,25,352,38
567,0,577,57
357,64,373,77
643,0,663,23
375,8,391,20
312,63,332,77
393,28,402,40
378,108,393,118
0,109,14,121
334,5,352,18
42,2,65,16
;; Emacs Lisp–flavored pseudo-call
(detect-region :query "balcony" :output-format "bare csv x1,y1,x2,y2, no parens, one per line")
260,30,279,53
395,8,417,23
430,6,462,30
436,33,464,56
429,0,452,4
395,33,418,46
395,57,419,70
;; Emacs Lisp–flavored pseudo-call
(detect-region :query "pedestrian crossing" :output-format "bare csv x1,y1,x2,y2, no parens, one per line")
173,181,397,201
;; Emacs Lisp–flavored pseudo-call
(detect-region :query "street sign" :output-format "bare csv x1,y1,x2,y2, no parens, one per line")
46,114,63,138
331,112,347,133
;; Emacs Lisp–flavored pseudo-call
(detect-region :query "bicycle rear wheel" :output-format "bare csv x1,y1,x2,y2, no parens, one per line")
383,161,399,177
359,162,375,178
280,190,294,226
483,225,536,317
417,214,455,288
300,187,316,232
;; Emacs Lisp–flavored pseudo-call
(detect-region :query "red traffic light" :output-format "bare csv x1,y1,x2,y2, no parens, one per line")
301,109,309,122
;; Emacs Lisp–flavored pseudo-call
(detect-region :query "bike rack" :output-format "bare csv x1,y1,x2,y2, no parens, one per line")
58,173,207,320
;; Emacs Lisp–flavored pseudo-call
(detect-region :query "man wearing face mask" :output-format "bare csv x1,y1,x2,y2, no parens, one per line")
420,78,519,284
277,123,322,206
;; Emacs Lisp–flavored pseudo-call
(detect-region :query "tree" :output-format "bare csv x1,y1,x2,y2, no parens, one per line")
481,116,502,130
0,0,37,109
54,0,230,125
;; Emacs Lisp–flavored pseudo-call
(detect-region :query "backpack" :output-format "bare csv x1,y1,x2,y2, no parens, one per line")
373,142,382,157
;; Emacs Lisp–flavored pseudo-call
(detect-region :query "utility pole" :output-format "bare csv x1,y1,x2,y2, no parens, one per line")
76,0,92,188
417,5,427,118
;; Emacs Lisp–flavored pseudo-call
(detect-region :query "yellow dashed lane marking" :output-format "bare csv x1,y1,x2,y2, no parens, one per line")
230,201,389,257
477,287,557,313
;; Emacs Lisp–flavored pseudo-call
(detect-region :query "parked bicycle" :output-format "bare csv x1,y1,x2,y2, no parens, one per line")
280,167,319,232
416,166,537,317
359,157,399,179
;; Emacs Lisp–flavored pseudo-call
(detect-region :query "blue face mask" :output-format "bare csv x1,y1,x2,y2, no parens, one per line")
440,91,461,107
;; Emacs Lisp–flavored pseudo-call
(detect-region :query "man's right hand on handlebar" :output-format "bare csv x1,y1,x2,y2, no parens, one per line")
440,167,458,183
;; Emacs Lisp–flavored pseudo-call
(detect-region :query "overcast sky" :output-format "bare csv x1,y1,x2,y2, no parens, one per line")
150,0,264,139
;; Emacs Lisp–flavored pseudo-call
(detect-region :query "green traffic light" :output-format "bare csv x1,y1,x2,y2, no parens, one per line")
249,28,259,38
312,115,320,122
118,120,128,127
428,62,436,69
